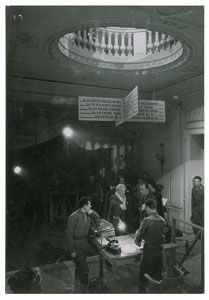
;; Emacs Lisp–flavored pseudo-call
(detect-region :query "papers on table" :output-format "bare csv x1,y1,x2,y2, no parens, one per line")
120,240,142,255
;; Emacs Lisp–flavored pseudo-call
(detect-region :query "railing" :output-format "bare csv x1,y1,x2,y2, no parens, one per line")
59,27,178,60
171,217,204,291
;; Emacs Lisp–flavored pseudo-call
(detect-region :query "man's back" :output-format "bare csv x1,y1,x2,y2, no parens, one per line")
136,212,165,245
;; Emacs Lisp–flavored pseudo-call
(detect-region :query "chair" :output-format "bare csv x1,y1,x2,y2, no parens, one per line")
144,265,185,293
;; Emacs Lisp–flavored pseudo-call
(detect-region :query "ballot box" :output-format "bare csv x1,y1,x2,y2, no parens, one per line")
95,219,115,245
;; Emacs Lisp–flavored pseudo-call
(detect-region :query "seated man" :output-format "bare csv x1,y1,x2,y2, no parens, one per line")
135,198,165,293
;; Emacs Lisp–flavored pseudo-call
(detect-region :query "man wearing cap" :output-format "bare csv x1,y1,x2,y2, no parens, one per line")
135,198,165,293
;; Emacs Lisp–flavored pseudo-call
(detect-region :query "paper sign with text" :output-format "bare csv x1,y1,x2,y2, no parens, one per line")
115,101,125,126
79,96,123,121
115,86,139,126
124,86,139,120
128,100,165,122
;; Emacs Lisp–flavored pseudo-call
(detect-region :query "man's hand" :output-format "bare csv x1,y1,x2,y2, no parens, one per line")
71,252,76,258
120,203,127,210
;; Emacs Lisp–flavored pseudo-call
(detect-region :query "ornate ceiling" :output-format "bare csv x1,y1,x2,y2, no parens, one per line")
6,6,204,147
7,6,203,91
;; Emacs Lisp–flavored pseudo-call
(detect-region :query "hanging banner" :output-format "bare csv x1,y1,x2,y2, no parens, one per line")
79,96,123,121
115,86,139,126
128,100,165,122
78,89,165,124
124,86,139,120
115,103,125,126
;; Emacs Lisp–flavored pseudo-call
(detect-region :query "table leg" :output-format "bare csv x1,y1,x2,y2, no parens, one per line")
99,251,104,283
112,260,117,292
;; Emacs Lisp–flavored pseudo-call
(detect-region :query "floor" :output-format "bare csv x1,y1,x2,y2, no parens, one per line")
6,220,204,294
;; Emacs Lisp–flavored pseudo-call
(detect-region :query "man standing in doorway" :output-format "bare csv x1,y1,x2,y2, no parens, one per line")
66,197,100,292
191,176,204,234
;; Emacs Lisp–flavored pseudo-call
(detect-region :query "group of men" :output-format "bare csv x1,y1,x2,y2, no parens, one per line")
65,174,204,293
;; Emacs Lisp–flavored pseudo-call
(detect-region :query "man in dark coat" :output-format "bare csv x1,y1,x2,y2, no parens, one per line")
66,196,100,292
154,184,165,219
104,180,116,219
191,176,204,234
135,198,165,293
137,181,157,223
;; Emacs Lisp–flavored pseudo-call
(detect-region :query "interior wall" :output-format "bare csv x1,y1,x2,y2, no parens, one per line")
134,99,204,230
133,109,184,221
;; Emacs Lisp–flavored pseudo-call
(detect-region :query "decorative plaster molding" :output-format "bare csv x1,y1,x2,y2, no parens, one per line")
49,36,189,74
16,33,40,48
7,76,151,99
185,121,204,130
38,7,200,77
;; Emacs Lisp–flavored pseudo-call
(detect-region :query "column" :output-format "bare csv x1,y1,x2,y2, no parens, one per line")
127,32,133,56
88,28,94,50
107,31,113,55
147,30,153,54
100,30,106,54
82,30,88,49
154,31,160,52
120,32,126,56
76,30,82,47
160,33,166,50
94,28,100,52
113,32,119,56
166,35,172,48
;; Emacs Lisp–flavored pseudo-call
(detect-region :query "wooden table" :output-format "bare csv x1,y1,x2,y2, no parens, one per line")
94,234,178,287
94,234,142,287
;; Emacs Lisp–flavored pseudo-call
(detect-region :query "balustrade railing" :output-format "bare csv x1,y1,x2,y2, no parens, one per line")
59,27,178,60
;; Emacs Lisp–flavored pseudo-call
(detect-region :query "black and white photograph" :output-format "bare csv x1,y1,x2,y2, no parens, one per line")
4,2,205,295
